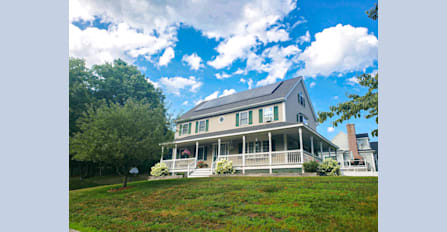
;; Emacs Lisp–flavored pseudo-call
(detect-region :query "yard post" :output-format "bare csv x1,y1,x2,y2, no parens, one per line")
268,132,272,174
242,135,246,174
299,127,304,173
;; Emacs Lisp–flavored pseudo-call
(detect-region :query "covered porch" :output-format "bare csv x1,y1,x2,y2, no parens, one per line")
159,123,338,175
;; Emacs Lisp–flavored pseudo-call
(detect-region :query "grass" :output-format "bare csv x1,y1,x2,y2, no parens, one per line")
70,176,377,232
69,175,148,190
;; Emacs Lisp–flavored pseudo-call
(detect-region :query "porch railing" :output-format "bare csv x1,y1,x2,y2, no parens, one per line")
218,149,306,168
161,158,195,171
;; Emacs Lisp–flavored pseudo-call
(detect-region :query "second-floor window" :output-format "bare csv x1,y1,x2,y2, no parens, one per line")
263,107,273,122
297,113,308,125
181,123,189,135
198,120,206,133
240,111,249,126
298,91,306,107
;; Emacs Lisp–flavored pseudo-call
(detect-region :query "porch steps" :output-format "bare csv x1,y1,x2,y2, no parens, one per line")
188,168,212,178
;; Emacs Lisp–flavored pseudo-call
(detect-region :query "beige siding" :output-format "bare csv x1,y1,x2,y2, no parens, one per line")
175,103,284,139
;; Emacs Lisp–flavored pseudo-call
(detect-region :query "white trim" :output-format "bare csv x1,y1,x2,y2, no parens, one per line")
181,122,190,135
282,102,286,121
197,119,207,133
238,110,249,126
262,106,274,123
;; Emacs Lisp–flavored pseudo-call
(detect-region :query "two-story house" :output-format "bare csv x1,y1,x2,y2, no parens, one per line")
159,76,339,177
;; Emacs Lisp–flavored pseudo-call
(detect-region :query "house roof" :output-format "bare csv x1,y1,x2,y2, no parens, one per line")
177,77,303,122
356,133,369,138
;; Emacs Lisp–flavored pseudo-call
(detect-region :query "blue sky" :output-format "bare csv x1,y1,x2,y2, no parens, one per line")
70,0,378,141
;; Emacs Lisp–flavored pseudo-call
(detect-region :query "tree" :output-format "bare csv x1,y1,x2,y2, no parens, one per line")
318,73,378,136
70,99,170,187
317,3,378,137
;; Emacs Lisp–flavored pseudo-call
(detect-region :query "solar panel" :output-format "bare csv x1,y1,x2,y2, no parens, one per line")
194,82,282,111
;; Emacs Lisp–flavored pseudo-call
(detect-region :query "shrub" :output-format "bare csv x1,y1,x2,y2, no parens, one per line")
150,162,169,176
318,158,340,176
303,160,319,172
215,159,235,174
197,161,208,168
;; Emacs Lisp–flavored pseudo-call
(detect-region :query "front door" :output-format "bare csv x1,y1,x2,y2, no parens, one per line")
212,143,229,161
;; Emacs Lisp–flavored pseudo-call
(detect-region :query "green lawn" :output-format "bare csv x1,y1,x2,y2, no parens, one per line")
70,176,377,232
69,175,148,190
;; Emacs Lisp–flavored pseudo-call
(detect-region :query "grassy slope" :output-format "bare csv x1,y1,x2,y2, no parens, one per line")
69,175,148,190
70,177,377,232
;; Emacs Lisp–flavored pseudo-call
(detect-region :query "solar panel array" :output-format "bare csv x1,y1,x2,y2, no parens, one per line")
194,82,282,111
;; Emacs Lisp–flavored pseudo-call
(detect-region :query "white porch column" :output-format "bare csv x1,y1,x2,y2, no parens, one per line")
242,135,246,174
283,134,288,164
160,146,164,162
310,136,314,156
172,144,177,175
320,142,323,158
268,132,272,174
218,138,221,159
195,141,199,168
299,127,304,173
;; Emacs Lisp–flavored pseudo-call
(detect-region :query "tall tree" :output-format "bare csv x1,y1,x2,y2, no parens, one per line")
71,99,169,187
317,3,378,137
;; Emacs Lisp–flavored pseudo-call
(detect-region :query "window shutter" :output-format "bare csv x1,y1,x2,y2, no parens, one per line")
179,124,182,136
296,113,299,122
236,113,239,127
204,146,208,160
238,143,242,154
205,119,209,132
188,122,191,134
249,111,253,125
259,109,263,123
195,121,198,133
274,106,279,120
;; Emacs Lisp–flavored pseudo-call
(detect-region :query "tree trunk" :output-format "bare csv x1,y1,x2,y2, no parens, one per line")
123,175,128,188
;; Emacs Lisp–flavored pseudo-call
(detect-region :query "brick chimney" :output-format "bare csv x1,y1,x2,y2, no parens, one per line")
346,124,363,160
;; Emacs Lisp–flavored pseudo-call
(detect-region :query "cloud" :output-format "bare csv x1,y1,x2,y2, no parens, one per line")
70,0,297,69
247,78,254,89
158,47,175,66
327,127,335,133
297,24,378,78
346,76,359,85
69,23,176,66
290,16,307,29
146,78,160,89
182,101,189,106
182,53,203,70
221,89,236,97
215,72,231,80
309,82,316,88
233,69,244,75
333,96,339,100
158,76,202,95
254,45,301,86
298,30,310,44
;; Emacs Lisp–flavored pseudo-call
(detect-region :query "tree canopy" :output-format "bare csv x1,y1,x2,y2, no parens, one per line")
71,99,169,187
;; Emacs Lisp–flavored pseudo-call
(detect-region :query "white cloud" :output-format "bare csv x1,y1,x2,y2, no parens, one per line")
233,69,244,75
298,30,310,44
327,127,335,133
347,76,359,85
333,96,339,100
158,47,175,66
297,24,378,78
69,23,176,66
309,82,316,88
182,101,189,106
290,16,307,29
254,45,301,86
146,78,160,89
247,78,254,89
182,53,203,70
70,0,297,69
215,72,231,80
221,89,236,97
158,76,202,95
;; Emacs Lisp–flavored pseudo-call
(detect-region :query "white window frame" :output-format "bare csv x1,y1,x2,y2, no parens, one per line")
198,120,206,133
181,123,189,135
239,111,249,126
263,106,274,122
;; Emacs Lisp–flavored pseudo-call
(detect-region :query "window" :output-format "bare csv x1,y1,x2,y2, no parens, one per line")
247,142,254,153
297,113,308,125
218,116,224,123
198,120,206,133
181,123,189,135
298,91,306,107
262,141,269,152
255,141,261,153
263,107,273,122
240,111,249,126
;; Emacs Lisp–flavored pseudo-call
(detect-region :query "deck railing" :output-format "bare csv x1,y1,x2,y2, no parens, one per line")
161,158,195,171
